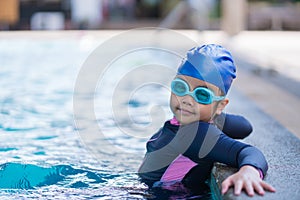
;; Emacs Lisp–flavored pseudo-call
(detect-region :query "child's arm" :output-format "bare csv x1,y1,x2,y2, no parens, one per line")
180,122,275,196
213,114,275,195
209,137,275,196
214,113,252,139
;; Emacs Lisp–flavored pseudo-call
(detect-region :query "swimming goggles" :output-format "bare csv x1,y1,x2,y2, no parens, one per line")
171,78,225,105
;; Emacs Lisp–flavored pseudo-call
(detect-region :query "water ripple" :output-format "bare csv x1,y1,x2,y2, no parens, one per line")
0,163,113,189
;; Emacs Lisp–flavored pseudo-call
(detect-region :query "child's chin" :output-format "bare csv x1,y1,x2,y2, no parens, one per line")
176,117,196,125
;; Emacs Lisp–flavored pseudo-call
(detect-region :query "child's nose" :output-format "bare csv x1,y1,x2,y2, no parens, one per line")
181,95,195,106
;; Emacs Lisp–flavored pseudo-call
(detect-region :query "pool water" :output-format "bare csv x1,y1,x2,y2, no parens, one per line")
0,34,213,199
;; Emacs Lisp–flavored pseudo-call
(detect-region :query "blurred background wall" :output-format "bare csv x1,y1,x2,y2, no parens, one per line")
0,0,299,32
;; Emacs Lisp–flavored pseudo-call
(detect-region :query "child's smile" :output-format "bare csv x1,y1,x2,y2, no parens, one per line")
178,107,195,116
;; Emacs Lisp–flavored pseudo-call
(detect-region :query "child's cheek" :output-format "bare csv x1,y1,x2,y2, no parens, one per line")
198,104,217,121
170,94,179,108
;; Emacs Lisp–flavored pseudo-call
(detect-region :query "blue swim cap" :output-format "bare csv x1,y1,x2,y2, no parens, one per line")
177,44,236,94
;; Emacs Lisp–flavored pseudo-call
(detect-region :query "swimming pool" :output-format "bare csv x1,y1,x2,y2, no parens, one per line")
0,30,213,199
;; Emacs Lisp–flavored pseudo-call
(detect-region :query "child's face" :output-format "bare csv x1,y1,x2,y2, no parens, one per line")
170,75,228,125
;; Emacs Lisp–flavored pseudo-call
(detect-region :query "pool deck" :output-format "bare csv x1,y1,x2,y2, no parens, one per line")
1,30,299,199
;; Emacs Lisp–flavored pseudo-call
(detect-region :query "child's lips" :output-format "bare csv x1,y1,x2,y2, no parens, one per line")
178,107,194,115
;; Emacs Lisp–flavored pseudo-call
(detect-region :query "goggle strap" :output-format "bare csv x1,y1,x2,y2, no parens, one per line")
213,96,225,101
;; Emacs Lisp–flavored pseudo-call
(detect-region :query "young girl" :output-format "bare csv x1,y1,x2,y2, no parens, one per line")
138,44,275,196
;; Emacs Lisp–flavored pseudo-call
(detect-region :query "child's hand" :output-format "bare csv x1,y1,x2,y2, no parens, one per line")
221,165,276,196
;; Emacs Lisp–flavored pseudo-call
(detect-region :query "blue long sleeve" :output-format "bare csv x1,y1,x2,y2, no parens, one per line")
182,122,267,176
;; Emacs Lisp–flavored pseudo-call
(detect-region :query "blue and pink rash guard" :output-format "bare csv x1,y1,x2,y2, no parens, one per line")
138,113,267,189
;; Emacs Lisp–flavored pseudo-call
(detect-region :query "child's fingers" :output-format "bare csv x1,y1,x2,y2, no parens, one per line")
244,181,255,196
233,180,243,195
221,178,232,194
253,181,265,196
261,181,276,192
